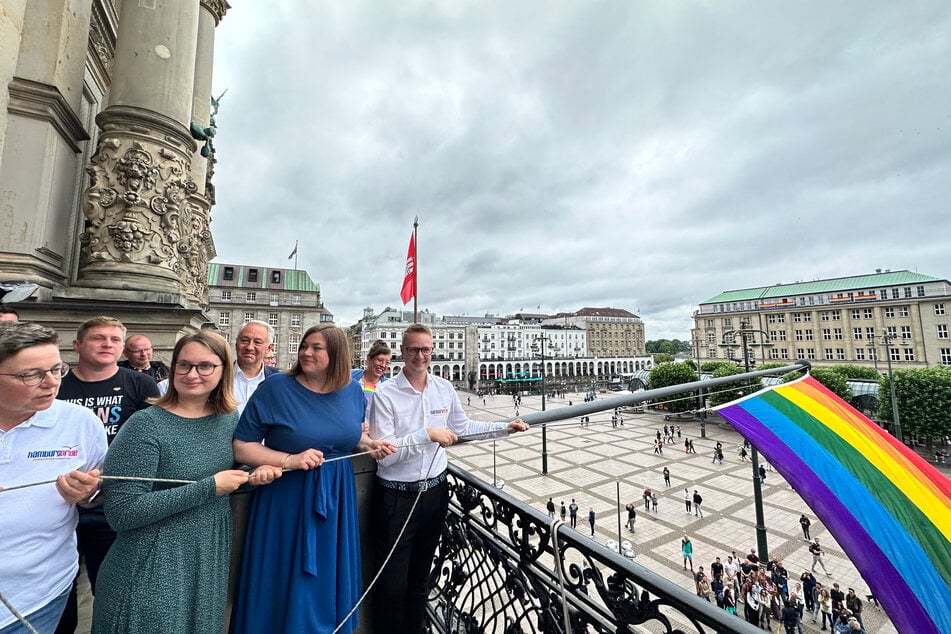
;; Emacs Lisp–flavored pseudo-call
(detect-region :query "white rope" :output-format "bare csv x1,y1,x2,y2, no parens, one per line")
0,474,196,494
549,518,573,634
0,590,39,634
330,450,440,634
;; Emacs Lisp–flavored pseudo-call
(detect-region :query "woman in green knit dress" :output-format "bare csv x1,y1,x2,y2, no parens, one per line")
91,331,282,634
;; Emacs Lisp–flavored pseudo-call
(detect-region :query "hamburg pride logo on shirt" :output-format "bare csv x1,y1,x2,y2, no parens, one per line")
26,445,80,461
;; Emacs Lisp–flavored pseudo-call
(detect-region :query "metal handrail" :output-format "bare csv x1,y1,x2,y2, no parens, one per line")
499,361,809,426
427,464,764,633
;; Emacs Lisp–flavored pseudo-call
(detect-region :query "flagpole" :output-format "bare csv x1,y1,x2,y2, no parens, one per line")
413,216,418,323
295,240,299,271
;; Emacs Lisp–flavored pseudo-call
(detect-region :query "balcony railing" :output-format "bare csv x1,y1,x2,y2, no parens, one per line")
425,464,761,634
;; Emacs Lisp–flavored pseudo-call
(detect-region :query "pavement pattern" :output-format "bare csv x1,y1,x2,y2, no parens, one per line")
450,391,900,634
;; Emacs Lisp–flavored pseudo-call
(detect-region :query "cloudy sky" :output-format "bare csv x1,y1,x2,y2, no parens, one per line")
209,1,951,339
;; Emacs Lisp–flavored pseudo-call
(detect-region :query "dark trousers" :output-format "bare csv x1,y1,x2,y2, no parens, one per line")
373,481,449,634
55,509,116,634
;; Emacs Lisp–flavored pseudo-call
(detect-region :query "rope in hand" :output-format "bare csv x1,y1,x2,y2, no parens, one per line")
0,474,196,494
0,395,723,493
0,396,718,632
0,428,517,492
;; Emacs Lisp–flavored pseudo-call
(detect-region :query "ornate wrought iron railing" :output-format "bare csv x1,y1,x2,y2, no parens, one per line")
425,467,763,634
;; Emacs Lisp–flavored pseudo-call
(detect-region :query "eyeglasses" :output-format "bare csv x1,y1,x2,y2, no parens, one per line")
404,347,433,357
0,364,69,386
173,361,222,376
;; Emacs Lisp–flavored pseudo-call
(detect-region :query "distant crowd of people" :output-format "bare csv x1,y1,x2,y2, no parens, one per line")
681,536,867,633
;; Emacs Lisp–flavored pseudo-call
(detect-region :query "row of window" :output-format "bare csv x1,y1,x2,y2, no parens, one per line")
219,290,303,305
705,304,946,329
707,324,944,343
374,331,463,339
707,347,921,362
707,302,945,324
222,267,284,285
218,312,303,327
713,286,930,313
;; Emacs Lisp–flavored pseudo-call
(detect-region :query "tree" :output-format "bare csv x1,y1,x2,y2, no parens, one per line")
701,360,736,373
653,353,675,364
808,368,853,402
648,362,698,412
831,364,881,381
707,363,756,407
878,366,951,445
671,339,692,354
646,339,675,354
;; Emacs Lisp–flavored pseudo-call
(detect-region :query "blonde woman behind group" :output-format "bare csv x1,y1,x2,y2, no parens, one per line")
91,331,280,634
351,339,391,403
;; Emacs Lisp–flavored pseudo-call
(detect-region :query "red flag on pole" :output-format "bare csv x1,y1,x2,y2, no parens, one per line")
400,233,416,305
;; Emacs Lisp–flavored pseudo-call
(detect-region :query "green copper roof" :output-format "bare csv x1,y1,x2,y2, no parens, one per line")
207,263,319,292
702,270,942,304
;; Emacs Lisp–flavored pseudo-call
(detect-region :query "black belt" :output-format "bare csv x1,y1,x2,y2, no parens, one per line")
379,470,447,492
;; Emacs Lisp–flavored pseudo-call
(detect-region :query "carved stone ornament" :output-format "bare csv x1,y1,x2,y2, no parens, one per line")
80,135,211,300
200,0,230,25
88,1,117,78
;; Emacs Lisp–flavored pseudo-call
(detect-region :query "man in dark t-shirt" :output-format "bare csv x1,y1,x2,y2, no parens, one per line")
54,317,158,634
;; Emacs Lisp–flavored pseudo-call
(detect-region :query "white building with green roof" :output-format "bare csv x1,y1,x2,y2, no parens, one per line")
207,263,333,369
693,270,951,369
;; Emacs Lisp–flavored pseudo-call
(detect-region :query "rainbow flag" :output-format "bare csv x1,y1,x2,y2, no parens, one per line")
715,375,951,634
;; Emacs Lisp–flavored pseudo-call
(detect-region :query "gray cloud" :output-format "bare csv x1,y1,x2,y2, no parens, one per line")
209,1,951,339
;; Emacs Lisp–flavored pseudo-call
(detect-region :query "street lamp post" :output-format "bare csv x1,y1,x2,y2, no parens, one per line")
721,325,771,565
532,334,553,475
693,335,706,438
880,333,904,443
867,344,879,372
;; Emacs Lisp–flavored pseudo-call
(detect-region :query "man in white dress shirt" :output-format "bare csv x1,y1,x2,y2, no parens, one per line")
368,323,527,633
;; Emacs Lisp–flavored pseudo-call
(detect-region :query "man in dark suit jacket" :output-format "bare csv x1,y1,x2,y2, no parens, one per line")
233,320,280,413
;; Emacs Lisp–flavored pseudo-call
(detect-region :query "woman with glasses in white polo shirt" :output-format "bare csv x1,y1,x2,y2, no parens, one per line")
0,322,104,634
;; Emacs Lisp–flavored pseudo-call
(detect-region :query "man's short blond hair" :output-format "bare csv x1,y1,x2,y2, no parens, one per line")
402,323,432,344
76,316,126,341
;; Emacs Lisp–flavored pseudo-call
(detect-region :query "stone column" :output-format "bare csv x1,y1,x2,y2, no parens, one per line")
190,0,229,200
0,0,28,164
76,0,207,305
0,0,91,293
184,1,229,307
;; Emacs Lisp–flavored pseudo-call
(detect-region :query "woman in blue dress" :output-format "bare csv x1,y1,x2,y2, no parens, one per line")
230,324,393,634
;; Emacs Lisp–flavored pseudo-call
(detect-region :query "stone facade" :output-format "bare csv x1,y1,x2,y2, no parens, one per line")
544,307,646,357
206,263,334,370
692,270,951,369
351,307,652,391
0,0,229,355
